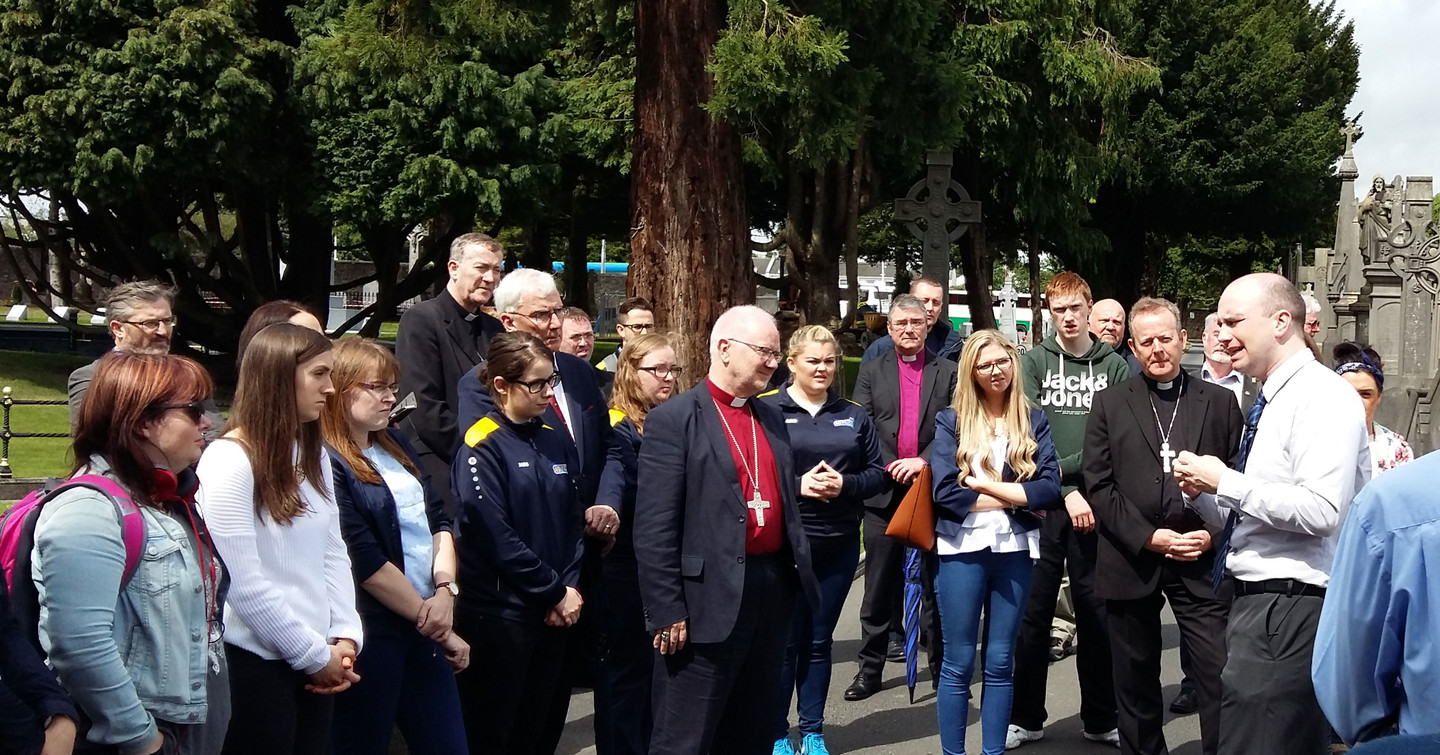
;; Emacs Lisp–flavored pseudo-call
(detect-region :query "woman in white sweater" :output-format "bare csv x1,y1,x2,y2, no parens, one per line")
197,323,363,754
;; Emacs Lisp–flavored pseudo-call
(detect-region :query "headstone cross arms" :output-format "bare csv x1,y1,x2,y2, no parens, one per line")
894,150,982,295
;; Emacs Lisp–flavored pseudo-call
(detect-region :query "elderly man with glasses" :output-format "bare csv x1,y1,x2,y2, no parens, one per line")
67,280,225,439
843,294,959,703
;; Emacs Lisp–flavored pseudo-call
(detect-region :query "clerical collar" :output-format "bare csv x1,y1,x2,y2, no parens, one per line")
1145,373,1184,392
898,352,920,363
706,378,749,408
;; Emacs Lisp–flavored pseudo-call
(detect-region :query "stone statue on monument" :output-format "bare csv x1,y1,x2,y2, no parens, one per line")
1357,174,1395,264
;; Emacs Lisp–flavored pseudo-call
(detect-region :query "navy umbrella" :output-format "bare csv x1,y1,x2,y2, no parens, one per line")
902,546,923,703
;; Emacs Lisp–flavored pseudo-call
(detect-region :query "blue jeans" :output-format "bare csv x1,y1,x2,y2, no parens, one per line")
331,631,467,755
935,549,1035,755
776,535,861,738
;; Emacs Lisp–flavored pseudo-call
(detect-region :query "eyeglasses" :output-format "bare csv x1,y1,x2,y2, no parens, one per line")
517,308,563,324
890,318,927,332
159,401,207,424
567,333,596,343
638,365,684,379
509,371,561,394
974,356,1013,374
728,339,782,363
618,322,654,333
358,382,399,397
121,317,177,333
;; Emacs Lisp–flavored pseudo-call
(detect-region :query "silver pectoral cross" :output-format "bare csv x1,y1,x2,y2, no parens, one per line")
1160,441,1178,474
748,492,771,527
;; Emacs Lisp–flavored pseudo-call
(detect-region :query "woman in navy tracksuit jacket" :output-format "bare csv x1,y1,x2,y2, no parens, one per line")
761,326,885,755
451,332,585,755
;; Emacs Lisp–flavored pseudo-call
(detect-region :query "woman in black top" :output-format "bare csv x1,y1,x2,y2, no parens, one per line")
761,326,885,755
596,333,682,754
452,332,585,755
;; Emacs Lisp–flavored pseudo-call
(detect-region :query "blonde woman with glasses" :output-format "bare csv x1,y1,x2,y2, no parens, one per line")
929,330,1061,755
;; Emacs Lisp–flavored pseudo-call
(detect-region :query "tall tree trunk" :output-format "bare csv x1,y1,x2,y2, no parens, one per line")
1027,227,1043,339
565,186,591,312
521,223,552,273
841,144,864,331
629,0,750,378
963,221,996,331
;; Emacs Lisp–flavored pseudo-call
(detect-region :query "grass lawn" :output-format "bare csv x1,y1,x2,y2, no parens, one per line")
0,350,88,480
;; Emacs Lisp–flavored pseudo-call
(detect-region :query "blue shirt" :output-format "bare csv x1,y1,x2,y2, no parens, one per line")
758,388,886,540
1313,451,1440,743
363,446,435,599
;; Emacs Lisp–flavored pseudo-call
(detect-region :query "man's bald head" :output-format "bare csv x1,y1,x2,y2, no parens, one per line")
1215,273,1307,380
1090,298,1127,348
710,305,777,356
1232,273,1305,337
710,305,781,396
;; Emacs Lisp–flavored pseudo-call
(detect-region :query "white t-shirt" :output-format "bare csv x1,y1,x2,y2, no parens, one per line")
936,430,1041,558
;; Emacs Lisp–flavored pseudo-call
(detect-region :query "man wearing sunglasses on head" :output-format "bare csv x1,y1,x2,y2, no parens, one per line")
68,280,225,441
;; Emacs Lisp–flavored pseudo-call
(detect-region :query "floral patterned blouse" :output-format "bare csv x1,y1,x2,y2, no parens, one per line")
1370,423,1414,477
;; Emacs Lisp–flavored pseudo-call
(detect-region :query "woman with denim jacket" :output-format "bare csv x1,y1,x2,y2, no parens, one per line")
33,352,230,755
929,330,1062,755
319,338,469,754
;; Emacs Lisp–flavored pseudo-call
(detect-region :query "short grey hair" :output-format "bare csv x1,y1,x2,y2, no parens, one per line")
889,294,927,320
1301,292,1321,315
709,305,775,357
493,268,559,314
1129,297,1182,331
449,232,503,263
106,280,175,322
1204,312,1219,331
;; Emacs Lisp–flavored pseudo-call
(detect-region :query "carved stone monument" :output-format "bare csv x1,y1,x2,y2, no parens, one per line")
894,150,982,295
998,271,1019,345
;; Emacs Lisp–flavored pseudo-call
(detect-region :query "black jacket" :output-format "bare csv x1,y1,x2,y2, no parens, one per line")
453,411,585,623
852,348,959,514
329,430,453,638
633,383,820,644
395,293,504,466
595,411,641,561
1083,372,1244,601
456,350,622,509
758,388,886,541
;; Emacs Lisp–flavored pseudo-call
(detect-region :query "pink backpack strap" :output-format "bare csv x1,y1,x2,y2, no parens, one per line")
65,475,146,585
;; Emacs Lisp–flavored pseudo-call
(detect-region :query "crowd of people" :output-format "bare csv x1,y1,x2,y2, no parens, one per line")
0,230,1436,755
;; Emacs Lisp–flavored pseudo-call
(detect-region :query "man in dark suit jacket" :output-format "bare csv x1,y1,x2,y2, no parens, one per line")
634,305,819,755
1084,298,1243,755
845,295,959,701
395,233,504,514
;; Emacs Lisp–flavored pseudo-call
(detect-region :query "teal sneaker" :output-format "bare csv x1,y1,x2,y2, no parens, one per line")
800,733,832,755
773,737,797,755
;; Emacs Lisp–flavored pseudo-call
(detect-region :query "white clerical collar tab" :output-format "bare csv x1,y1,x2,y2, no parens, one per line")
728,396,747,408
1156,379,1175,390
899,353,919,363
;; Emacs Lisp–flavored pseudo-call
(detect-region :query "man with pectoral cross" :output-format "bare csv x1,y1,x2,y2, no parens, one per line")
634,305,820,755
1083,298,1244,755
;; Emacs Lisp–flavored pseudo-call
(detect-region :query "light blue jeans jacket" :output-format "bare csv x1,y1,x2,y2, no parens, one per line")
32,456,227,755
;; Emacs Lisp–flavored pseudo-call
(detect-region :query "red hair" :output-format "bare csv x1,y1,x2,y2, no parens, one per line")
1045,271,1093,305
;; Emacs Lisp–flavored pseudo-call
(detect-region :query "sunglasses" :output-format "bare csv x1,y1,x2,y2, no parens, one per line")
159,401,208,424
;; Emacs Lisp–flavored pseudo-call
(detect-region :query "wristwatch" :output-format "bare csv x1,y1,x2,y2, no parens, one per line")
436,581,460,597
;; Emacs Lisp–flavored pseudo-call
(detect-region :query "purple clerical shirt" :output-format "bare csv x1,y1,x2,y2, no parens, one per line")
896,351,925,460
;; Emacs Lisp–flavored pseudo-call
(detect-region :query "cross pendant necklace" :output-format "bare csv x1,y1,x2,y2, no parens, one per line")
1148,376,1183,473
714,399,770,526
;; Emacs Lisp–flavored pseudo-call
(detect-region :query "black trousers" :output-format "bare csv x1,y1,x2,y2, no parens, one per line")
455,614,571,755
649,554,796,755
856,507,942,679
600,555,653,755
1011,508,1116,733
222,644,333,755
1218,592,1327,755
1107,571,1228,755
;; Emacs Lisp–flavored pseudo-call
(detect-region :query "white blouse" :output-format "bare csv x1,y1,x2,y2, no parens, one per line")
936,431,1041,559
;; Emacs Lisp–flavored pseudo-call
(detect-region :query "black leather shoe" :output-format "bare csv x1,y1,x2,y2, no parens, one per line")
1169,688,1198,715
886,639,906,662
844,674,881,701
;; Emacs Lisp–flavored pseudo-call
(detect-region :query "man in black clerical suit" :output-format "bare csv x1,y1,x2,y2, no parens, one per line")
845,295,958,701
634,305,819,755
395,232,505,514
1084,297,1243,755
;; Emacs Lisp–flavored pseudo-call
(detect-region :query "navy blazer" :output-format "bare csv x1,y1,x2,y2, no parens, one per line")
329,430,454,637
595,411,642,561
929,407,1063,540
632,383,820,644
456,350,621,508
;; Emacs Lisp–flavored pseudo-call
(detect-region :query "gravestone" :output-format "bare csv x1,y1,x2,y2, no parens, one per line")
893,150,981,295
4,305,26,322
998,271,1019,345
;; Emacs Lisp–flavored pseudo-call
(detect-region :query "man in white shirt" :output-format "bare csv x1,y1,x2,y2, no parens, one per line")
1173,273,1371,755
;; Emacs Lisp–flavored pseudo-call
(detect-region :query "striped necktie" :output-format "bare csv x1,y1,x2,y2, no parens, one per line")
1211,391,1268,591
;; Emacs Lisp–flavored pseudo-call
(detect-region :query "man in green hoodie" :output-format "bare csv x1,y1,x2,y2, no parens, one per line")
1008,272,1131,749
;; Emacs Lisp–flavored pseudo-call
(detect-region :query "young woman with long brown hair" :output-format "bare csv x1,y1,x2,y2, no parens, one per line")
33,352,226,754
595,332,682,753
319,338,469,755
195,323,362,755
930,330,1061,755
